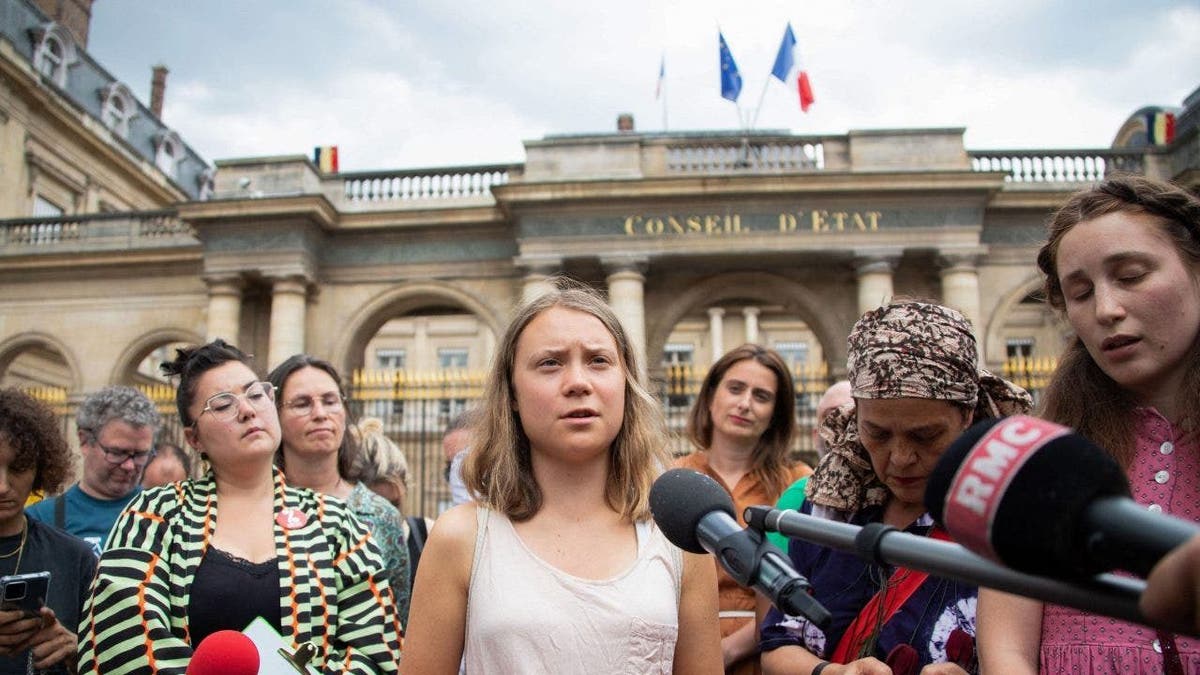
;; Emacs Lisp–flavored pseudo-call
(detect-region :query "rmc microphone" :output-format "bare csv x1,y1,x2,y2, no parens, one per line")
650,468,831,627
925,415,1200,579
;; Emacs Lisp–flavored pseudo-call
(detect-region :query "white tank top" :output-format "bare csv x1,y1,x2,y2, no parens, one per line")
463,507,683,674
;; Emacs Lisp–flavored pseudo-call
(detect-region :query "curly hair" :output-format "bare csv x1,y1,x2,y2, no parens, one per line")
1034,174,1200,465
75,385,160,441
463,280,668,522
686,344,798,499
0,388,73,494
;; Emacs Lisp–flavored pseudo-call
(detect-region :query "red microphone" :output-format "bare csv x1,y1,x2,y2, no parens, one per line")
186,630,260,675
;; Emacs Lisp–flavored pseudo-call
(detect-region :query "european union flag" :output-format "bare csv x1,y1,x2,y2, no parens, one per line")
719,32,742,102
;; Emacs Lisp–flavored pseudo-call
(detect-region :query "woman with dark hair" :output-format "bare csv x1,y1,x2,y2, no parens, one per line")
267,354,411,626
760,300,1031,675
0,388,95,674
978,175,1200,672
78,339,401,673
675,343,812,674
402,283,722,674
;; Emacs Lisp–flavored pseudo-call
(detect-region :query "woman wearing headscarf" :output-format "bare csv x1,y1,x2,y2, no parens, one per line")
760,300,1031,675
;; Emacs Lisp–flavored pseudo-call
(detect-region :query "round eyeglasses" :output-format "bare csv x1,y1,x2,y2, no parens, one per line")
281,393,345,418
194,381,276,425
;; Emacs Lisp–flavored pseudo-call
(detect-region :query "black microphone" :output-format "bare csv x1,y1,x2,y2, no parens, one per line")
925,415,1200,578
650,468,831,627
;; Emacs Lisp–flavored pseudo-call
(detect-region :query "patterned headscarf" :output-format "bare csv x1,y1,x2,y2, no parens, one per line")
807,300,1032,512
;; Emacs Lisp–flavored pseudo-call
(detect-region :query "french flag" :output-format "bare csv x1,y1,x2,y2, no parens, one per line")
771,23,815,113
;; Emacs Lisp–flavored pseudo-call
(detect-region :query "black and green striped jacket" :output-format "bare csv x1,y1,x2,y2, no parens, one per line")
77,470,403,674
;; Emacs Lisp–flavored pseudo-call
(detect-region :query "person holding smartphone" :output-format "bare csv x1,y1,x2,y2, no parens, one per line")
0,388,98,674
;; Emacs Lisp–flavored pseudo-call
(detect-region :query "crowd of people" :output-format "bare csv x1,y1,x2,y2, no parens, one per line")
0,173,1197,673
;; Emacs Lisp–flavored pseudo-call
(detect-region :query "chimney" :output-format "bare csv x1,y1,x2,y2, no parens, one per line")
150,65,169,119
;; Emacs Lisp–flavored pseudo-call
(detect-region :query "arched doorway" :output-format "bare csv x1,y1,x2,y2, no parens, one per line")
334,283,504,518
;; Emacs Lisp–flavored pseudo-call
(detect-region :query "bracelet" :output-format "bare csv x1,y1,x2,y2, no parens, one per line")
811,661,831,675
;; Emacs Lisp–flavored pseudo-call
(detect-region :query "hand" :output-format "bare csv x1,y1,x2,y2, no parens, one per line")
918,663,968,675
0,607,42,655
826,657,894,675
28,608,78,670
1141,534,1200,632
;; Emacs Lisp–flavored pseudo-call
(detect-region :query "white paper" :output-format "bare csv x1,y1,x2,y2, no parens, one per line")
242,616,319,675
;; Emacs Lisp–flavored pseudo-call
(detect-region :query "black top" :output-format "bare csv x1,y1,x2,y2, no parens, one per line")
0,517,98,675
187,546,282,647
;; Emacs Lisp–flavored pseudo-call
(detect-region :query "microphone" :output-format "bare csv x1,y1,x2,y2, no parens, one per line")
925,415,1200,578
650,468,831,627
746,505,1198,636
187,630,261,675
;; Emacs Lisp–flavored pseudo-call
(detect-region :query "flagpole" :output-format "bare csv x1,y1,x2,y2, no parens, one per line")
749,76,771,131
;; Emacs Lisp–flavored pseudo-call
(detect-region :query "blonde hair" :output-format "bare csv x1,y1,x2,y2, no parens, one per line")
353,417,409,493
463,281,668,522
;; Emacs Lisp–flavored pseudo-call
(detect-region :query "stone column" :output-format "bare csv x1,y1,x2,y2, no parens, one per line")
603,257,648,376
707,307,726,365
267,275,308,370
205,276,243,344
518,258,561,303
854,255,898,316
742,306,760,345
939,253,983,345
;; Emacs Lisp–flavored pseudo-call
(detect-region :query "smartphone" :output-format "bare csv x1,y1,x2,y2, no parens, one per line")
0,571,50,616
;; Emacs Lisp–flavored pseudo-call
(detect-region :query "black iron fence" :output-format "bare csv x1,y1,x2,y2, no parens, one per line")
22,358,1054,519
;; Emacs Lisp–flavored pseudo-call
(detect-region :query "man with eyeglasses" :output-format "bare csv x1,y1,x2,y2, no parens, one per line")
27,385,160,556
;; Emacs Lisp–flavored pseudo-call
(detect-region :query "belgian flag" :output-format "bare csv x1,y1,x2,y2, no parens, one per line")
313,146,339,173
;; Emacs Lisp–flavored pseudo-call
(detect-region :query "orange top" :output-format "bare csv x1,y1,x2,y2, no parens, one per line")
673,451,812,674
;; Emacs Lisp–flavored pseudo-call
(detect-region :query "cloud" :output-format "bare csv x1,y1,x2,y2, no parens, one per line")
86,0,1200,170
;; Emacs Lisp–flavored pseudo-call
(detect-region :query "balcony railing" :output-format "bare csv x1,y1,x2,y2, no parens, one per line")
339,164,518,205
969,149,1144,183
665,137,826,174
0,209,195,254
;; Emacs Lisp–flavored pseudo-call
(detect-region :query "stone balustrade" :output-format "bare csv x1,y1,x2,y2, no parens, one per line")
340,165,517,204
969,149,1145,183
664,138,826,173
0,210,195,254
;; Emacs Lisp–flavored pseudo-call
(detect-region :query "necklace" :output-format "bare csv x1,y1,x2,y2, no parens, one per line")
0,517,27,575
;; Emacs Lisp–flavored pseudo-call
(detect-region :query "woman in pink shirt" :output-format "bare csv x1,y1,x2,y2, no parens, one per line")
977,175,1200,673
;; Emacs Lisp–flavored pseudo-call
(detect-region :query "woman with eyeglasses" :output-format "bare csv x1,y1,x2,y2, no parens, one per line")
78,339,402,674
267,354,412,627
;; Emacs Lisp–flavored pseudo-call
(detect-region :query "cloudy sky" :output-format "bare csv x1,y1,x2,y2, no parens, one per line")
87,1,1199,172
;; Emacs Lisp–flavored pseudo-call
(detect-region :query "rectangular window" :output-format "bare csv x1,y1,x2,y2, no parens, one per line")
32,195,63,217
376,349,406,370
438,348,469,369
773,341,809,367
662,343,694,366
1005,338,1034,359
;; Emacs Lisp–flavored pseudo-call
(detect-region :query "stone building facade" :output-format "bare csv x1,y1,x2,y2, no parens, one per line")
1,0,1198,402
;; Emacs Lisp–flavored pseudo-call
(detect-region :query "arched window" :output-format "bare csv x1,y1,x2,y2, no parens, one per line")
29,23,77,87
154,130,183,177
98,82,138,137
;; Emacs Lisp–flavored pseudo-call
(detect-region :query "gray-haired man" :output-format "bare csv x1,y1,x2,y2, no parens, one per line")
27,385,160,556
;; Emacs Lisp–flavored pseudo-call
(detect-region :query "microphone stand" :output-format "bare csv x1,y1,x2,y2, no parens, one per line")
744,506,1197,638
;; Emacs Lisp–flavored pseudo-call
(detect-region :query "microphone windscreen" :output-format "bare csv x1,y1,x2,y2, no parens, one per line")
924,417,1001,523
186,630,260,675
650,468,736,554
925,415,1130,577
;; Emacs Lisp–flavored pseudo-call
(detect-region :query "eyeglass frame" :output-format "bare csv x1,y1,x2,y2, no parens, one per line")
191,381,277,428
280,391,346,418
82,433,156,468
